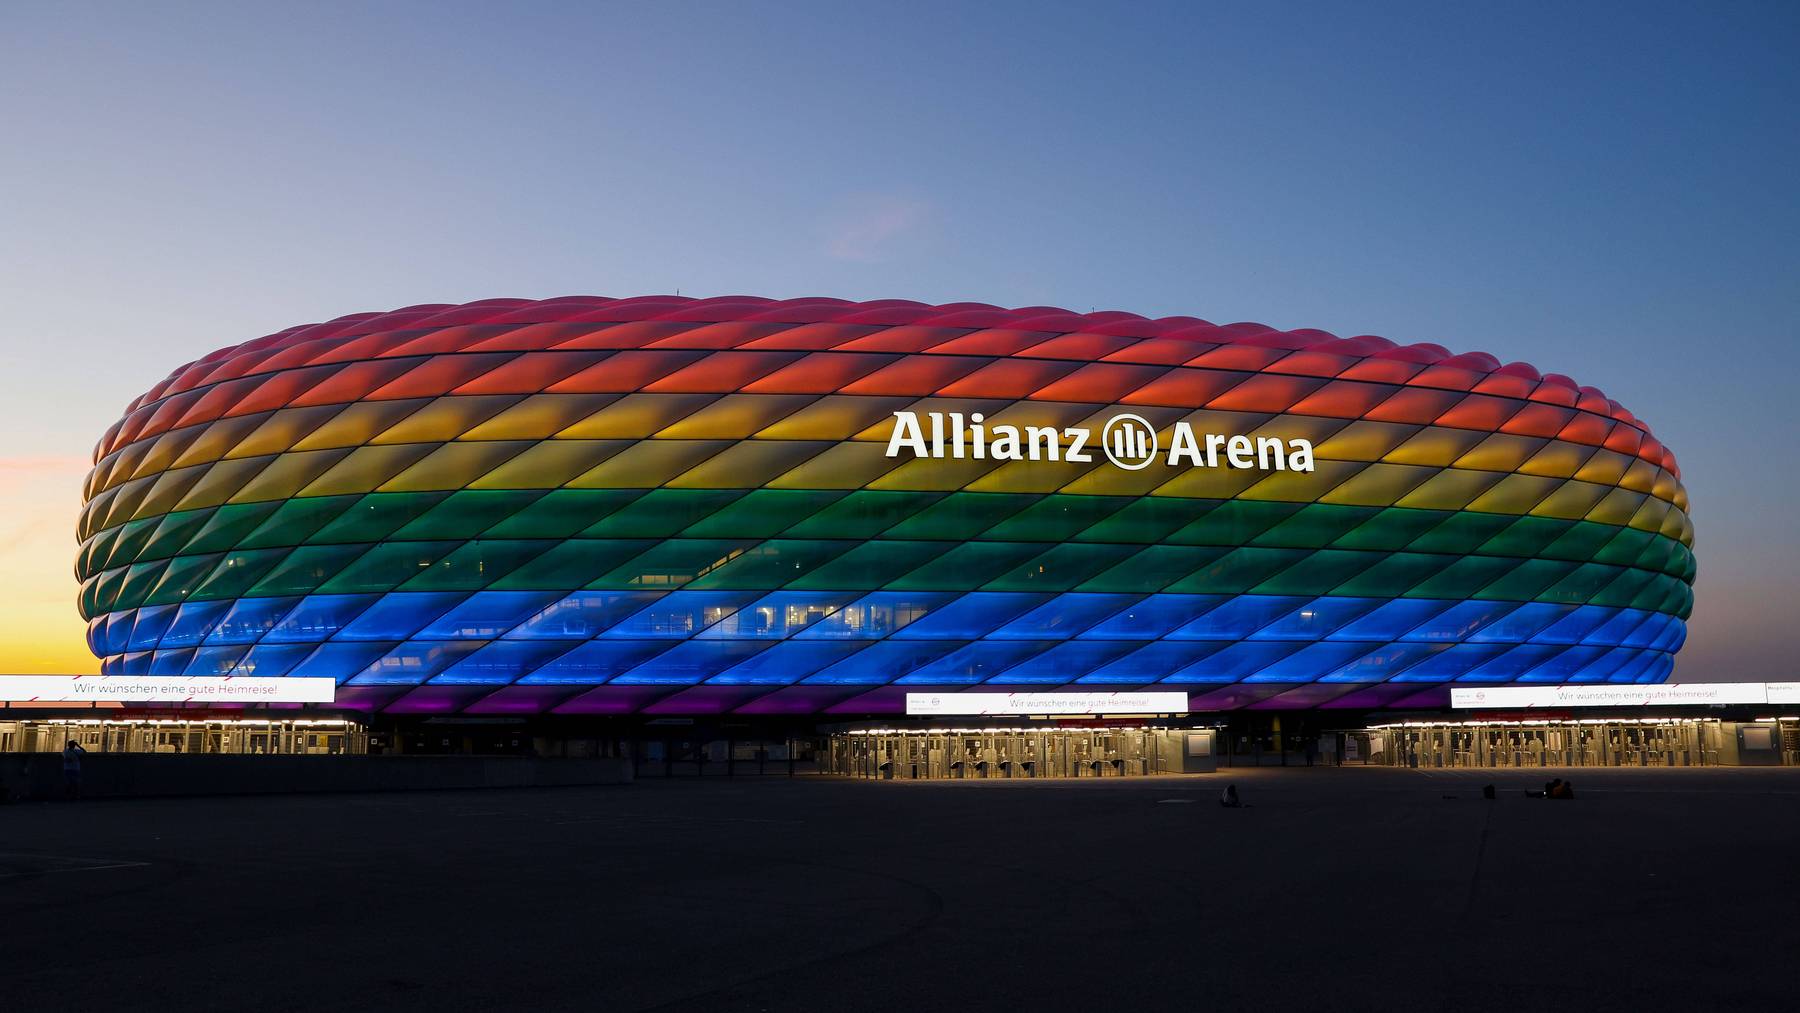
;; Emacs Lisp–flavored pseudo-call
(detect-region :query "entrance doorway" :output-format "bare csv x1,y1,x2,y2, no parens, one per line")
825,727,1212,779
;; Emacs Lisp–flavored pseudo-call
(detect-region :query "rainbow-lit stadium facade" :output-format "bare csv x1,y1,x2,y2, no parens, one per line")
77,296,1693,716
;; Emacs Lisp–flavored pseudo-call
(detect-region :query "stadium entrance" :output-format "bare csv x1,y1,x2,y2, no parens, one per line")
1355,717,1791,768
824,726,1218,779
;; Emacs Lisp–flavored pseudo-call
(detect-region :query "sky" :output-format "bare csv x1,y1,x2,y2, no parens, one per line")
1,1,1795,678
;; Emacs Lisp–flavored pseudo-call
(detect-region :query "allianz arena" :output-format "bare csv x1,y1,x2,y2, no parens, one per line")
76,296,1693,716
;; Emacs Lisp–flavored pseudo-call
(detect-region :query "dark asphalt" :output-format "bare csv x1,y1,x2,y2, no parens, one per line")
3,767,1797,1012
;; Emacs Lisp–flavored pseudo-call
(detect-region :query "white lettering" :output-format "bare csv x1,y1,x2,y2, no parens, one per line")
886,411,927,458
1226,435,1255,468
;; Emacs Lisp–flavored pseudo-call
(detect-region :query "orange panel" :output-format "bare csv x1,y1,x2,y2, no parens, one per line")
1285,381,1396,419
286,357,423,408
838,356,988,396
547,350,708,392
1206,374,1324,413
1118,368,1246,408
936,359,1079,399
740,352,898,394
450,351,609,395
1029,363,1167,403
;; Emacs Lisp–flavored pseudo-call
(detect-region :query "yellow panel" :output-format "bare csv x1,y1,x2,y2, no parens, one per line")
556,393,718,439
1516,440,1595,480
1310,421,1421,462
229,449,355,503
461,394,618,441
1672,483,1689,513
225,405,348,460
1650,469,1677,502
755,395,913,441
1618,458,1659,493
1144,464,1263,501
100,474,162,530
965,459,1097,495
170,457,274,513
1464,474,1563,515
866,455,1004,492
290,399,430,451
1315,462,1438,506
379,441,534,492
1572,449,1632,486
656,394,815,439
976,400,1098,430
1584,487,1646,526
1247,414,1351,446
666,440,833,489
78,487,118,541
370,395,523,446
94,442,148,495
467,440,630,490
298,444,437,497
1629,496,1671,535
565,440,732,488
1668,509,1694,546
768,442,905,489
853,398,1010,444
127,428,207,485
1528,480,1611,520
170,414,273,470
1239,460,1364,503
1453,434,1547,473
1383,427,1487,468
1392,469,1505,511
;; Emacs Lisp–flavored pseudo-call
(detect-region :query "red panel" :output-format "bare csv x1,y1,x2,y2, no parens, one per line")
835,326,973,353
365,353,520,400
1361,387,1465,424
1100,338,1217,365
299,329,428,366
463,321,612,352
644,321,791,349
546,350,709,392
1186,345,1289,371
1527,381,1581,407
169,376,265,430
640,350,805,392
384,325,519,357
1471,373,1537,397
738,323,884,350
1265,351,1358,378
1119,368,1247,407
1498,403,1575,437
552,321,700,350
1602,424,1643,455
1434,394,1523,431
223,363,347,417
935,358,1081,399
1286,381,1398,419
1406,365,1484,391
740,352,899,394
133,389,207,443
925,329,1054,356
450,351,611,394
1555,413,1613,447
1205,374,1325,413
287,357,425,407
837,355,989,396
1029,363,1167,403
1336,358,1425,383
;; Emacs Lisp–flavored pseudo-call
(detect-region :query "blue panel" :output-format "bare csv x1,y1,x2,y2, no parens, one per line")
612,641,769,685
336,592,466,642
1326,598,1452,641
1565,646,1635,682
505,590,664,639
205,596,302,645
85,616,105,656
1084,641,1225,683
1078,594,1225,640
435,640,576,684
1327,642,1448,682
1580,608,1650,647
349,641,482,686
1470,644,1565,682
1622,612,1671,649
418,590,563,640
184,645,249,675
1635,653,1675,683
1250,597,1382,641
518,640,673,685
127,603,179,650
103,611,136,655
988,594,1140,641
99,653,121,674
118,651,154,675
897,641,1054,685
601,591,760,639
988,641,1140,684
1530,604,1618,644
149,648,195,675
697,591,861,639
1399,600,1517,642
888,592,1051,640
1468,602,1573,644
288,641,395,682
1649,618,1686,653
1536,645,1617,683
707,641,867,685
802,641,958,685
1607,649,1659,683
1167,641,1303,683
229,643,315,677
1169,596,1307,640
263,593,379,643
1244,642,1376,682
793,592,958,640
1398,644,1510,682
158,600,233,648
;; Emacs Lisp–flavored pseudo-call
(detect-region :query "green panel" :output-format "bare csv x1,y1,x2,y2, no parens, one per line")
1661,580,1694,619
889,541,1049,590
1478,517,1573,558
1541,562,1625,604
308,492,450,544
1251,549,1379,596
1630,573,1681,611
490,539,656,590
112,559,172,612
1477,558,1574,601
398,539,555,592
1632,537,1677,575
1670,545,1697,582
1075,497,1220,545
1407,512,1517,554
1593,526,1656,566
188,548,292,601
1252,504,1382,549
182,501,282,554
317,541,461,594
885,492,1040,541
483,488,643,539
142,552,226,606
982,543,1140,592
246,543,371,597
783,490,943,539
1404,556,1523,599
591,539,758,589
1165,547,1310,594
139,508,217,562
984,495,1132,542
239,495,362,549
101,516,162,570
392,489,550,540
684,489,848,538
1077,545,1230,593
581,489,745,538
1332,553,1457,597
788,541,958,591
688,539,856,590
78,574,101,620
1330,508,1451,552
1169,501,1303,547
1540,521,1621,562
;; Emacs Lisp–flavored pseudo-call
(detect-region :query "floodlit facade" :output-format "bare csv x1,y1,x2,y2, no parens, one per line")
76,296,1694,715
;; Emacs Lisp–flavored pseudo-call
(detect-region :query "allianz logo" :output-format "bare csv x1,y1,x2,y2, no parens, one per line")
884,410,1316,472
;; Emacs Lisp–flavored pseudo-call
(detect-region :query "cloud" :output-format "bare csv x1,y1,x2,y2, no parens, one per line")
821,194,936,263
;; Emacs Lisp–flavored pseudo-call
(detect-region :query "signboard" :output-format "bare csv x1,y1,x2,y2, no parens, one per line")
1767,683,1800,704
885,411,1315,473
0,676,336,704
905,691,1189,716
1451,683,1776,709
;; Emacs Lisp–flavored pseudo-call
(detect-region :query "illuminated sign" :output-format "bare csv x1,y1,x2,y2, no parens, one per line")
884,411,1315,472
1451,683,1776,709
0,676,337,703
906,691,1190,716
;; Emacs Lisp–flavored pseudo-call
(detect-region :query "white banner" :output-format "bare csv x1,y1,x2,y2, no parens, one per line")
1451,683,1774,709
906,691,1189,716
1767,683,1800,704
0,676,336,704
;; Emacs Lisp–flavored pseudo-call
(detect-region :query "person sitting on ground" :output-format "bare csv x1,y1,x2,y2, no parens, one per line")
1551,779,1574,799
1219,784,1243,808
1528,777,1562,799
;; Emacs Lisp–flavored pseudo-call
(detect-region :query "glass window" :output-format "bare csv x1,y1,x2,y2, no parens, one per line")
308,492,450,544
335,592,467,641
397,539,554,592
1074,496,1219,545
988,593,1140,640
697,591,859,639
984,495,1130,542
180,501,281,554
683,489,848,538
1170,596,1307,640
263,593,380,643
518,640,673,684
782,490,943,539
182,645,248,675
885,492,1038,540
592,539,757,589
1166,547,1309,594
601,590,760,639
794,591,954,640
1566,646,1637,682
317,540,461,594
188,548,291,601
686,539,855,590
1522,645,1612,683
889,592,1050,640
581,489,746,538
888,541,1048,591
981,543,1141,592
1622,612,1673,648
492,538,654,591
504,590,664,639
238,494,362,548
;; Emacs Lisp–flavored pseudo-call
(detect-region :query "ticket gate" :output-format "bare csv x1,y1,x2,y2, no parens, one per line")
827,727,1205,779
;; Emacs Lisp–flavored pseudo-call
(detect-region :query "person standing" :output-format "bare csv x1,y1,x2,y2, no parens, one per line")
61,739,86,800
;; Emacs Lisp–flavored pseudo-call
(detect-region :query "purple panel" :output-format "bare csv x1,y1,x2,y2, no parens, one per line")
1389,685,1453,709
386,686,492,714
553,685,677,714
465,685,583,714
1250,684,1365,709
1319,683,1427,709
644,685,774,714
824,684,942,714
334,686,408,712
735,684,869,714
1185,684,1295,711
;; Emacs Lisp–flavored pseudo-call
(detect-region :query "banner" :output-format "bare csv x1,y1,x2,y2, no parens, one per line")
906,691,1189,716
1450,683,1775,709
0,676,336,703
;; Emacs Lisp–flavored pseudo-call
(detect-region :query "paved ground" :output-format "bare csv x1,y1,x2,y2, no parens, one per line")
3,767,1797,1012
